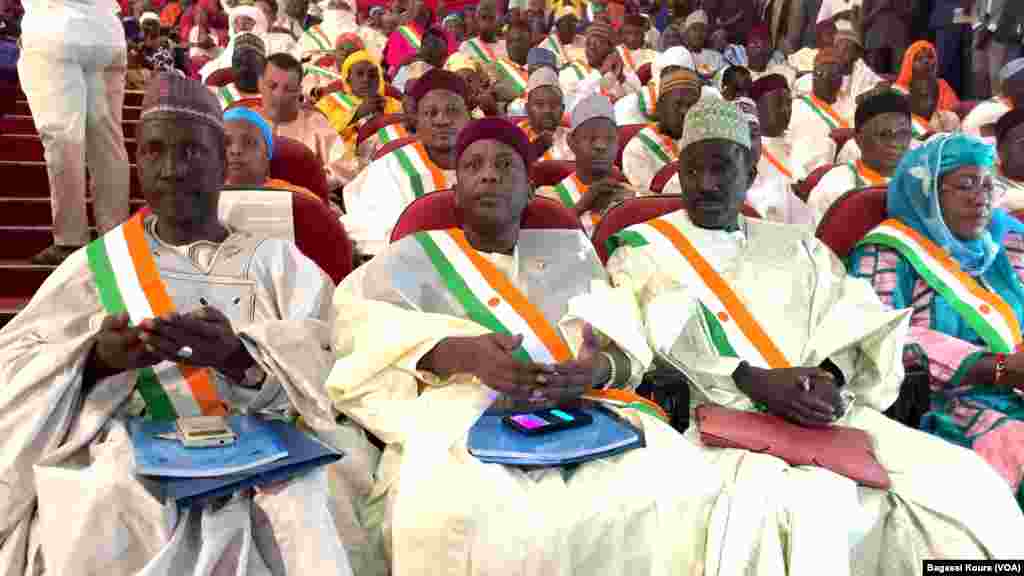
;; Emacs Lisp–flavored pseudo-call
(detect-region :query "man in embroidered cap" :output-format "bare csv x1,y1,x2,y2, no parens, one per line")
682,9,724,81
0,73,377,575
559,17,641,108
807,89,912,225
332,116,723,575
517,66,575,162
538,93,635,235
614,45,694,125
788,48,850,180
607,96,1024,573
343,68,468,256
212,31,266,109
622,68,701,192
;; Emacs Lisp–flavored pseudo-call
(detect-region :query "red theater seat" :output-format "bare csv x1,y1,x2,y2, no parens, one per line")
529,160,576,187
954,100,980,120
815,186,887,259
390,189,582,243
830,128,855,160
616,124,647,168
797,163,835,200
205,68,236,88
269,136,330,202
650,161,678,194
637,62,652,86
372,135,417,161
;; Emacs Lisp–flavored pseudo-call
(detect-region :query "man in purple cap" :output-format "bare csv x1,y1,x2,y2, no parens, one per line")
332,116,723,575
342,68,469,256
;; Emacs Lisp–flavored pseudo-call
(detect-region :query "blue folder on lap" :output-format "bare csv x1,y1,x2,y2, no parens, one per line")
467,404,645,467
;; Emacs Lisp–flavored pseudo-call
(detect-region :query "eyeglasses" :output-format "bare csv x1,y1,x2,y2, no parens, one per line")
942,176,995,199
867,128,913,141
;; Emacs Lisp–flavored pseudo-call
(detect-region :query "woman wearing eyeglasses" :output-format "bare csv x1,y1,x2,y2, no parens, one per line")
851,133,1024,510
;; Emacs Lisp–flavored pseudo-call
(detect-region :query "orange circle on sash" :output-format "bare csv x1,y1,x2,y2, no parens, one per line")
488,297,501,308
980,304,991,314
717,311,729,322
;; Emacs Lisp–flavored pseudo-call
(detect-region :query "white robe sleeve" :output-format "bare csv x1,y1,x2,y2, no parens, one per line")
622,136,657,191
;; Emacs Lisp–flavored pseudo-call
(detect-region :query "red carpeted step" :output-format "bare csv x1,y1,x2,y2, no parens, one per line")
16,88,141,107
0,134,137,162
0,161,143,198
0,115,139,139
0,197,148,227
0,261,57,300
0,226,70,260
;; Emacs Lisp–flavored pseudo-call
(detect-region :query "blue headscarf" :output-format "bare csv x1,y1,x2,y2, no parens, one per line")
223,107,274,160
887,133,1024,277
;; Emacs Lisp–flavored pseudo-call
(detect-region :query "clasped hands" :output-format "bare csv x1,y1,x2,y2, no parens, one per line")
733,362,848,428
419,334,609,402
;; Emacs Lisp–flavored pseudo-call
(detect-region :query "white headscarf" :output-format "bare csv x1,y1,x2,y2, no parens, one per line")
652,46,694,91
200,4,269,81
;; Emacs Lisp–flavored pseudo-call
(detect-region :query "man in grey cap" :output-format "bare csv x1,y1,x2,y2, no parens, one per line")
516,67,575,162
214,31,267,110
527,46,558,74
537,93,634,236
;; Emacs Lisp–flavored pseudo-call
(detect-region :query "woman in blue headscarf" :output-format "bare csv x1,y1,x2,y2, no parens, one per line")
851,133,1024,509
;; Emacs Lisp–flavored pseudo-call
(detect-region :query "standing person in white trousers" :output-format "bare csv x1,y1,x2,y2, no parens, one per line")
17,0,130,265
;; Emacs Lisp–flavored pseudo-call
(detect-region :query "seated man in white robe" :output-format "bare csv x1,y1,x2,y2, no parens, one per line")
681,10,724,83
808,90,913,225
616,14,657,78
607,98,1024,574
790,47,850,182
963,58,1023,138
259,52,348,192
213,32,266,110
614,46,693,126
559,19,641,107
831,18,884,121
542,5,586,68
538,94,636,236
517,67,575,162
329,117,723,575
622,68,700,193
342,69,465,257
0,74,366,576
300,0,358,61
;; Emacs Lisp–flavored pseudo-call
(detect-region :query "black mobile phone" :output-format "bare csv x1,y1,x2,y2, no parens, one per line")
502,407,594,436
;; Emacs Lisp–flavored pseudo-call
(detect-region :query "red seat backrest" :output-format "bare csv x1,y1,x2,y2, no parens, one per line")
315,55,336,69
830,128,855,160
373,135,418,161
616,124,647,168
224,97,263,112
954,100,980,120
650,161,678,194
636,62,652,86
205,68,236,88
591,195,763,263
530,160,576,187
815,186,888,259
385,84,403,100
269,135,330,201
356,113,406,147
390,189,583,243
1013,210,1024,223
797,163,835,200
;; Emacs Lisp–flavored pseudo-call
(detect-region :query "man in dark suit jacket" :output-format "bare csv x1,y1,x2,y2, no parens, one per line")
930,0,968,96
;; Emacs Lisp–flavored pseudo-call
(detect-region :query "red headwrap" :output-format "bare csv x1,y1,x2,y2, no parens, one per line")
749,74,789,102
455,118,531,166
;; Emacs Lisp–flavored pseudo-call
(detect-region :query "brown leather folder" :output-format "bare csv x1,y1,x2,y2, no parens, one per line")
695,404,892,490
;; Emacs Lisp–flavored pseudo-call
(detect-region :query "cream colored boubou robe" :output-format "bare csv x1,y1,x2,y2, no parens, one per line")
0,215,385,576
327,229,724,575
607,211,1024,575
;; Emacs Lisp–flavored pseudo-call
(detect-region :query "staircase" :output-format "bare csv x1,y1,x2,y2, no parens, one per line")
0,87,147,328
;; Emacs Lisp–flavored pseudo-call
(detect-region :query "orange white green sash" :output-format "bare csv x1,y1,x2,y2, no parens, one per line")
636,83,657,120
610,217,791,369
565,61,589,81
553,174,600,235
847,160,887,188
859,219,1022,353
463,37,497,63
634,125,679,171
216,83,244,109
761,148,794,181
542,34,567,65
316,90,360,133
389,140,449,198
87,214,227,421
495,59,528,96
617,46,638,75
303,63,342,81
397,25,422,50
414,228,668,421
911,114,930,139
800,94,849,130
303,24,332,51
376,122,408,145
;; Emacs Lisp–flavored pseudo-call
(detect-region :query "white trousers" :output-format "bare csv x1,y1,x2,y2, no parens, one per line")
17,39,130,246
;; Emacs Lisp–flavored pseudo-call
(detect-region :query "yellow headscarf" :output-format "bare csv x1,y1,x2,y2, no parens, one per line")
443,52,482,75
341,50,386,98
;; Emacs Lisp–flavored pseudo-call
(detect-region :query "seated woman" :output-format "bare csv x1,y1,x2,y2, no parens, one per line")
303,32,363,104
852,133,1024,509
223,107,322,201
892,41,960,115
328,118,724,574
315,49,402,170
0,74,360,574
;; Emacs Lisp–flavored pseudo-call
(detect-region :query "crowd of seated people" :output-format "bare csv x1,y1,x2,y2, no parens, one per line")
5,0,1024,573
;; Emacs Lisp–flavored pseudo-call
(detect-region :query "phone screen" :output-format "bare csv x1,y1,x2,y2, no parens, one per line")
509,413,551,430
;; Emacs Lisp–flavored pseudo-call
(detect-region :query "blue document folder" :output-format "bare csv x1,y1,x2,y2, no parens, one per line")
131,416,343,508
467,404,645,467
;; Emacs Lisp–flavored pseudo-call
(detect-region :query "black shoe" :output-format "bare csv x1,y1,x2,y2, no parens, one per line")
30,244,81,266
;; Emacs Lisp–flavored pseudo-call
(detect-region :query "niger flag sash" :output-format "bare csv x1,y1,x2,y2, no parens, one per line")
397,25,422,50
634,125,678,168
414,228,668,421
303,25,331,51
389,140,449,199
216,83,243,109
636,83,657,120
87,214,227,421
800,94,849,130
495,59,528,96
553,173,600,235
911,114,930,139
464,38,497,63
859,219,1023,353
610,217,792,369
376,122,408,145
848,160,887,188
